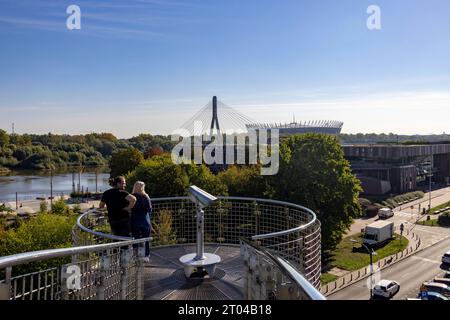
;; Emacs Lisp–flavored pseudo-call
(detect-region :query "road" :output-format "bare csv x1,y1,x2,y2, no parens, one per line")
328,236,450,300
346,186,450,248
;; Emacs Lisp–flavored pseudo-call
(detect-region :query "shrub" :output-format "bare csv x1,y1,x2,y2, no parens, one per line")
39,201,48,213
438,212,450,226
51,198,71,215
151,209,177,246
0,213,77,275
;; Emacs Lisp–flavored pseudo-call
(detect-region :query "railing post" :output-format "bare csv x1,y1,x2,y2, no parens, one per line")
0,267,12,300
136,243,146,300
120,246,132,300
260,264,276,300
60,265,71,300
278,282,297,300
240,244,250,299
96,250,111,300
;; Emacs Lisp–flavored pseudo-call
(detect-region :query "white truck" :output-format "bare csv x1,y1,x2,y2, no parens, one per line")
363,220,394,246
378,207,394,219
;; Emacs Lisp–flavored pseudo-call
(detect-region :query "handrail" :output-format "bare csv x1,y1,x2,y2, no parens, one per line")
0,238,150,269
77,196,318,242
240,238,325,300
76,209,133,241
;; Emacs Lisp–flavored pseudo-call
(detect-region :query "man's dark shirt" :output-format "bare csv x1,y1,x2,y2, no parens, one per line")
101,188,130,222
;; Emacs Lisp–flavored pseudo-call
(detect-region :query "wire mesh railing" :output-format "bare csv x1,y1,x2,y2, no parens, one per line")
0,191,321,300
240,238,326,300
75,196,322,289
0,239,148,300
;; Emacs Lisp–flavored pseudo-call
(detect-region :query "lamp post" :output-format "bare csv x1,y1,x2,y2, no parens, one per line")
429,153,433,211
351,239,377,299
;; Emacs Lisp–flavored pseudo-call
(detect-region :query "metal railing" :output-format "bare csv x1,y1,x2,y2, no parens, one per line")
0,238,149,300
1,189,322,300
240,238,326,300
75,196,322,289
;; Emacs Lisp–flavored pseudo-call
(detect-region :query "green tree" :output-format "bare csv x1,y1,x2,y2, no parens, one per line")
183,163,228,196
109,148,144,177
126,155,189,197
0,129,9,147
218,165,267,197
274,134,362,252
126,154,227,197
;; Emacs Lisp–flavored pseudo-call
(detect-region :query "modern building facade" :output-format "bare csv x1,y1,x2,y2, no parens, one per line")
343,144,450,195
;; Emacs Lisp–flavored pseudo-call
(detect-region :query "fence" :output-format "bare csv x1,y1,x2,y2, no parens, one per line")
0,239,149,300
1,190,322,300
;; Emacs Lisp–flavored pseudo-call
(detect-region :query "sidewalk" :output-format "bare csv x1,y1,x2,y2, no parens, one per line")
321,229,421,296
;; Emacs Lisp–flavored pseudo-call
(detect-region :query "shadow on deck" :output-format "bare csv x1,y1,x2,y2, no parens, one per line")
143,244,244,300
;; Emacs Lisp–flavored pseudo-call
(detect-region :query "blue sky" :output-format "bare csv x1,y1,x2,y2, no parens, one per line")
1,0,450,137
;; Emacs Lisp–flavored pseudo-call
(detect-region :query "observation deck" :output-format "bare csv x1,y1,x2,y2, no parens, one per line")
0,190,325,301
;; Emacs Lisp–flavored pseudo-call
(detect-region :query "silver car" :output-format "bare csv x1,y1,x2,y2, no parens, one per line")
373,280,400,298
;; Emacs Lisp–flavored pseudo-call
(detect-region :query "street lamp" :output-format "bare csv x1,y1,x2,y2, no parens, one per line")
351,238,377,299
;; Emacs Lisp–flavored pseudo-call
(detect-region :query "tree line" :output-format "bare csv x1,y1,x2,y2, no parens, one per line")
1,131,363,255
0,129,175,170
111,133,362,252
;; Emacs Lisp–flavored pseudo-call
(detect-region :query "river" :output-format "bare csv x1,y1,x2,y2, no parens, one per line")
0,168,110,202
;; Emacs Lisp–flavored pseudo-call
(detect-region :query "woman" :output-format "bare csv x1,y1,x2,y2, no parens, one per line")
131,181,152,262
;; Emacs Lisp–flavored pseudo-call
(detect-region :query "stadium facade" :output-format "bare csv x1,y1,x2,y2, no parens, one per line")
246,120,343,136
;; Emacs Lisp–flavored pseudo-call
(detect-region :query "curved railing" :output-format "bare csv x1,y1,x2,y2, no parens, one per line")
75,196,322,288
0,238,149,300
240,238,326,300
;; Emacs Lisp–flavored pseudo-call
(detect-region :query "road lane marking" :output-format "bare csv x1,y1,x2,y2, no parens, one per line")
410,256,442,264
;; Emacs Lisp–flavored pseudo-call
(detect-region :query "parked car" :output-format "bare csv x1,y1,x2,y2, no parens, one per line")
378,208,394,219
443,271,450,279
432,277,450,286
420,291,449,300
420,282,450,297
373,280,400,298
442,251,450,264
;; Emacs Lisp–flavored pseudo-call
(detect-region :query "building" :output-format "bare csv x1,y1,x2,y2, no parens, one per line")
246,120,343,136
343,143,450,195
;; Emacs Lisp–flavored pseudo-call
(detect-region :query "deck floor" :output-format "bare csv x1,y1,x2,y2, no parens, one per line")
143,244,244,300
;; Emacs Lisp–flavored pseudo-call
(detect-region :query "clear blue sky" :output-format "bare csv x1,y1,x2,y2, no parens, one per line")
1,0,450,137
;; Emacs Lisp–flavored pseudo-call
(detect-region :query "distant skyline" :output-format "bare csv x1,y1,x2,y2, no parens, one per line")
1,0,450,138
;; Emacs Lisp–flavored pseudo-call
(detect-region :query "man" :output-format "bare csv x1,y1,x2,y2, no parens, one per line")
99,176,136,237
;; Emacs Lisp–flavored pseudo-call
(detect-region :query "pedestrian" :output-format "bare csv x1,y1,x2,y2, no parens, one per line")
131,181,152,262
99,176,136,237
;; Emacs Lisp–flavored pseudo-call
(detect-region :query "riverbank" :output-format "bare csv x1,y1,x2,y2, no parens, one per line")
0,167,10,174
2,195,101,215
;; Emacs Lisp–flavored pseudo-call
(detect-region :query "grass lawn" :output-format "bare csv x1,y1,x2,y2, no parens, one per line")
429,200,450,214
417,219,440,227
320,273,338,285
328,233,409,271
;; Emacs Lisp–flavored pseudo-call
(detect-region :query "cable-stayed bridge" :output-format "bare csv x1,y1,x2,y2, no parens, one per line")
177,96,343,137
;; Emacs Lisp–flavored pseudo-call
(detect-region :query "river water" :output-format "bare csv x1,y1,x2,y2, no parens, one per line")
0,168,110,202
